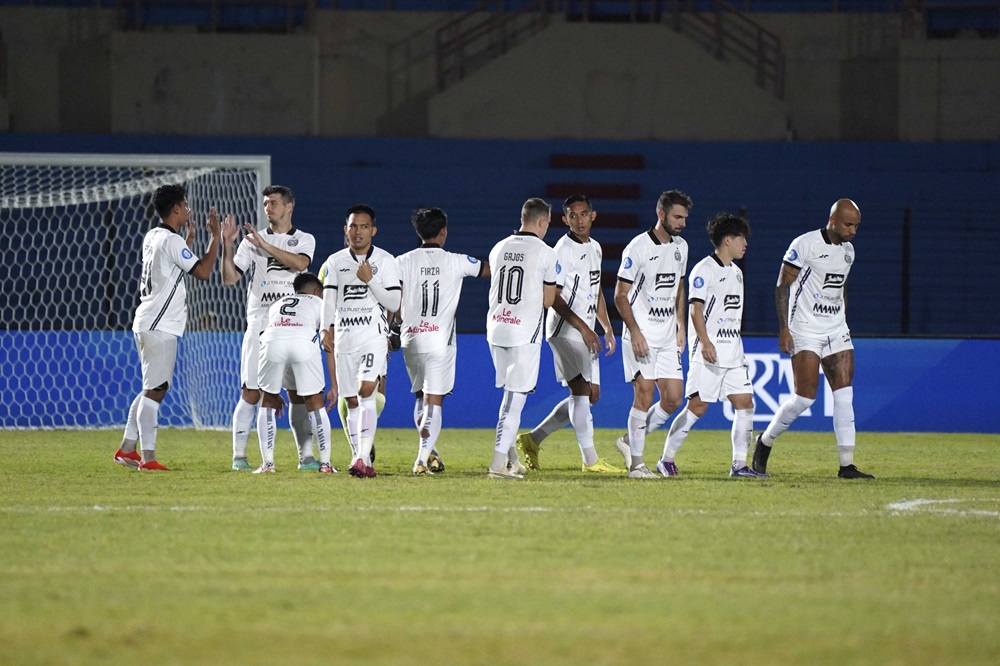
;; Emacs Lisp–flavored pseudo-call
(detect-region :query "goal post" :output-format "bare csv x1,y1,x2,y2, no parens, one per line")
0,152,271,429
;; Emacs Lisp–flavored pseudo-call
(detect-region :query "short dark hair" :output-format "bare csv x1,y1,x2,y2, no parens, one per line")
346,203,376,225
263,185,294,204
707,212,751,247
412,207,448,241
293,272,322,293
657,189,693,213
563,194,592,214
521,198,551,224
152,184,186,219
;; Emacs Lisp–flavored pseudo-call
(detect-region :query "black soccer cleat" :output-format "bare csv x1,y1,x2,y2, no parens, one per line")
751,433,771,475
838,464,875,479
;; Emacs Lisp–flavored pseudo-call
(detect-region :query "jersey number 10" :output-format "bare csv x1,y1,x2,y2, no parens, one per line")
495,266,524,305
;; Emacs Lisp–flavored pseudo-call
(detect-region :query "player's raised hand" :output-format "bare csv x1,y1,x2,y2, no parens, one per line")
356,260,374,283
184,217,196,249
603,332,617,356
221,215,239,244
242,222,264,248
206,206,222,237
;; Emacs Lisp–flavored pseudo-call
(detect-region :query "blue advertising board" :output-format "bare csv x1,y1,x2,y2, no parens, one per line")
1,333,997,433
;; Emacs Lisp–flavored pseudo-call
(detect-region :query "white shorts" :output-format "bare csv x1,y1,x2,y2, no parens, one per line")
791,323,854,359
134,330,178,390
239,322,264,390
335,336,388,399
685,363,753,403
549,337,599,385
622,339,683,382
258,337,324,397
403,345,457,395
490,343,541,393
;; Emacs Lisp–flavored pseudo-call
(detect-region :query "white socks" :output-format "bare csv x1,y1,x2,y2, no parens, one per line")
417,403,442,465
121,393,142,452
357,394,378,465
309,408,332,465
568,395,598,466
256,406,277,465
289,402,314,462
531,397,571,444
627,407,648,468
493,391,526,471
137,397,160,462
731,408,754,466
663,408,699,461
762,394,815,446
231,398,256,459
833,386,856,466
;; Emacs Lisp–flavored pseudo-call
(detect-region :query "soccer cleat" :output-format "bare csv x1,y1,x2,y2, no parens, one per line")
487,467,523,479
297,460,321,471
427,450,445,473
730,464,765,478
113,448,141,469
582,458,624,474
231,458,253,471
252,462,275,474
614,435,631,467
348,458,367,478
656,459,680,478
365,464,377,478
627,464,658,479
318,463,337,474
838,464,875,479
516,432,541,470
412,462,433,476
751,433,771,475
508,459,528,476
138,459,170,471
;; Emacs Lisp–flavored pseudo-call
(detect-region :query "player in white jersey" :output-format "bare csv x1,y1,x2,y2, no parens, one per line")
251,273,334,474
320,204,401,479
485,198,558,479
396,207,490,475
654,213,765,478
113,184,222,471
514,195,621,474
613,190,692,479
221,185,318,471
753,199,874,479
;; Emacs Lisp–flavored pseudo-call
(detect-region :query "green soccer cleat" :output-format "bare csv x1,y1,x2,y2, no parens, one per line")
231,458,253,471
297,459,321,471
516,432,541,470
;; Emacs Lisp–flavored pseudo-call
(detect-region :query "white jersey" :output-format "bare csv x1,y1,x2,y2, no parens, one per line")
232,227,316,328
783,228,855,336
487,232,558,347
616,228,689,348
546,231,602,343
687,254,745,368
397,244,483,353
319,245,401,353
132,224,200,337
259,293,322,344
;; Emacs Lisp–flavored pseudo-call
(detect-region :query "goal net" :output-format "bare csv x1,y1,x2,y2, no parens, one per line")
0,152,271,429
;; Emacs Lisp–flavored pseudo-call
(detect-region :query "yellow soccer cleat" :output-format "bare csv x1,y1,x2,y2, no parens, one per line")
515,432,541,470
582,458,625,474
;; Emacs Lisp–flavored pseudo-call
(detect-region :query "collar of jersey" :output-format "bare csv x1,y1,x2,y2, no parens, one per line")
350,246,375,262
646,226,674,245
566,230,590,244
820,227,835,244
265,226,297,236
420,242,442,249
158,222,182,235
514,231,540,239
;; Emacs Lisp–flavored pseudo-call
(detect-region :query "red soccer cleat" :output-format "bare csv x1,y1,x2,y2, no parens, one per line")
348,458,367,478
365,464,377,478
113,448,141,469
138,460,170,471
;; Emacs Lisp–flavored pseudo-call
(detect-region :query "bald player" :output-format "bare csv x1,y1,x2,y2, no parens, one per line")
752,199,874,480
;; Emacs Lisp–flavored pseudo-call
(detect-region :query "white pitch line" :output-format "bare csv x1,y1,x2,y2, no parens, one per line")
886,498,1000,518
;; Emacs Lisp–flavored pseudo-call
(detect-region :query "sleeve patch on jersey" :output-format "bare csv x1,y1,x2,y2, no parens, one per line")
466,255,477,263
182,248,194,260
693,276,705,289
784,248,798,262
623,256,633,269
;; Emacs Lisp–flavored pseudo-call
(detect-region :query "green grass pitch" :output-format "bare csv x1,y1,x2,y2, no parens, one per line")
1,428,998,665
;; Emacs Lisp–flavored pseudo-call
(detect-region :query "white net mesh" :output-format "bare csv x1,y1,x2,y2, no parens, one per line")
0,153,270,429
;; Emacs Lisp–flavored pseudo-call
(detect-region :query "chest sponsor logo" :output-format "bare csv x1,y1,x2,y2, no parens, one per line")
648,305,675,319
266,257,294,273
724,295,741,310
716,328,741,339
655,273,676,290
344,284,369,301
589,270,601,287
812,302,842,315
339,314,372,327
823,273,845,289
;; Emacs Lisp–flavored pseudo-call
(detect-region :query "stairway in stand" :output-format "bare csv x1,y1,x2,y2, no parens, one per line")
544,152,647,324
